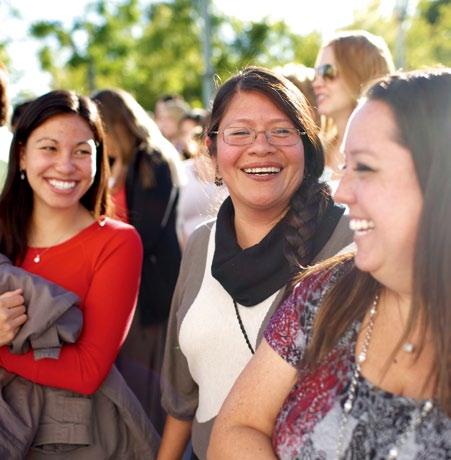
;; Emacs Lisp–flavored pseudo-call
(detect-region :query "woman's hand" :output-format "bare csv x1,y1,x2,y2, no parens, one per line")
0,289,27,346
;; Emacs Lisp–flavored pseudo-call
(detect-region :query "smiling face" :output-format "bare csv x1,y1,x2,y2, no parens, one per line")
335,99,423,293
313,45,355,120
20,113,97,216
212,90,304,221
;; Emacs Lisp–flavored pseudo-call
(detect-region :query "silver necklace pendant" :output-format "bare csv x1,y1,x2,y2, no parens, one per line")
33,254,41,263
388,446,399,459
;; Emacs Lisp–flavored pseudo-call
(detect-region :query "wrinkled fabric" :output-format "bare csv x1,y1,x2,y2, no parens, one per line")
0,253,81,360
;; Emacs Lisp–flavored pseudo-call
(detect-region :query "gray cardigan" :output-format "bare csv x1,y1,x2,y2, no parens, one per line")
161,215,353,459
0,253,81,359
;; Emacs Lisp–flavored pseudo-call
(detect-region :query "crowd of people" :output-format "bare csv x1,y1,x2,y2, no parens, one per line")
0,28,449,460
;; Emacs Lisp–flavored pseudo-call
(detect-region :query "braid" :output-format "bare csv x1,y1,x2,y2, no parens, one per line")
284,177,331,269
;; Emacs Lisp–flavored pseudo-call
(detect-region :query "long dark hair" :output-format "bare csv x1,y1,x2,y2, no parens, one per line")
0,89,110,263
304,68,451,415
206,66,331,267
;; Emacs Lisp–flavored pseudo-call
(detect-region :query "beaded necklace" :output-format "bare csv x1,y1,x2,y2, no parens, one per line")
336,294,434,459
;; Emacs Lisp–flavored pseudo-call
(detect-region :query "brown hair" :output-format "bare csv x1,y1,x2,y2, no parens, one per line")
206,66,331,268
304,68,451,415
0,90,110,263
325,30,395,101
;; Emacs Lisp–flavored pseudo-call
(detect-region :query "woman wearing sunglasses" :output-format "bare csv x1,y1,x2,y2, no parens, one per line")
313,30,394,189
158,66,353,460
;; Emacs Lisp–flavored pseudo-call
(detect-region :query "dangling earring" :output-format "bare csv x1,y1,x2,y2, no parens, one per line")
20,170,25,180
214,175,223,187
214,164,223,187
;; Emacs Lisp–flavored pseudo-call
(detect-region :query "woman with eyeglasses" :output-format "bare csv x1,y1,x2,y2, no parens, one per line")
313,30,394,188
158,66,353,460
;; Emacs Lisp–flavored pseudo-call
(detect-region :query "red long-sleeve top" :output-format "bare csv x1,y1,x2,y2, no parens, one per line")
0,217,143,395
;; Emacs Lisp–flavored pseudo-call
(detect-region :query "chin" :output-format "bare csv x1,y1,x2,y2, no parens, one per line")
354,253,378,274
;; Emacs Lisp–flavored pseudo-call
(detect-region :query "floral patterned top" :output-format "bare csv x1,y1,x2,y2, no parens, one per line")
264,262,451,459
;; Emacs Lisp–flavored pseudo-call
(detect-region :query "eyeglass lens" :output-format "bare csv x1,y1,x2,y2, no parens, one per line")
223,128,300,146
315,64,337,80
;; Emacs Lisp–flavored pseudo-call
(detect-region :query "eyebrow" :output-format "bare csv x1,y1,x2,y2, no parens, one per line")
347,148,376,157
35,137,93,146
225,117,292,125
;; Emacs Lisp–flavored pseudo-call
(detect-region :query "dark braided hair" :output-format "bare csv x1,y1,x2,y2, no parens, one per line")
206,66,331,268
284,178,331,269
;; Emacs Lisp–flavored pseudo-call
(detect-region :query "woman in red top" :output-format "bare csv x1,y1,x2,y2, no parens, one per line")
0,90,154,455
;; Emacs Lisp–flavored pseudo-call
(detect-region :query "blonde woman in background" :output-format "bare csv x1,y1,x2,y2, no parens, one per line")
313,30,394,190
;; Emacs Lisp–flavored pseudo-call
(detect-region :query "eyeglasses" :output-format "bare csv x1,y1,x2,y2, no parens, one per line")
314,63,338,81
210,127,303,146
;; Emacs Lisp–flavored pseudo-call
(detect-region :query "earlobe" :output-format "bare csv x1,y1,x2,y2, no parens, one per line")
205,136,212,154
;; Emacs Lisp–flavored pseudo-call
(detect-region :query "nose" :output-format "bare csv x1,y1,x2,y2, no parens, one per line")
55,151,76,174
312,75,324,90
333,170,354,206
250,131,276,155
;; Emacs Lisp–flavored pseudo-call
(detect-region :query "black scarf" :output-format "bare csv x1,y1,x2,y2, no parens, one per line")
211,196,344,306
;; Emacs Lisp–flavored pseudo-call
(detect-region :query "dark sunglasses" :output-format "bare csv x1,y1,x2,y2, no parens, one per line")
314,63,338,80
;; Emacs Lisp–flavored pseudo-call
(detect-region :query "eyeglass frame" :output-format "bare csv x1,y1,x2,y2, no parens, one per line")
314,63,338,81
209,127,305,146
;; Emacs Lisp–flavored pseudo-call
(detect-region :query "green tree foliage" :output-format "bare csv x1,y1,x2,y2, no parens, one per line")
406,0,451,68
0,43,8,66
345,0,451,70
344,0,398,65
29,0,320,110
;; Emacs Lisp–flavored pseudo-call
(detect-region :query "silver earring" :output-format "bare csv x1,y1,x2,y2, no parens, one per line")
20,170,25,180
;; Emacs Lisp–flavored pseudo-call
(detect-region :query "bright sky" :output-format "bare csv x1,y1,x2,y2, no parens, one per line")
0,0,402,101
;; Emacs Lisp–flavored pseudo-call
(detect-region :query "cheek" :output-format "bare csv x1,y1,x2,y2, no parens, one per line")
288,146,305,176
23,155,49,174
216,144,241,172
336,82,355,104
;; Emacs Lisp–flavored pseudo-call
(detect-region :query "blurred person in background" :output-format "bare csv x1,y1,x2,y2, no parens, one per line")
92,88,185,435
176,108,228,250
178,108,208,160
0,63,12,189
158,66,352,460
154,94,190,154
313,30,394,191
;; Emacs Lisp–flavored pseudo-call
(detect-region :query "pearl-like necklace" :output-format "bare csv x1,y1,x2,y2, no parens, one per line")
336,294,434,459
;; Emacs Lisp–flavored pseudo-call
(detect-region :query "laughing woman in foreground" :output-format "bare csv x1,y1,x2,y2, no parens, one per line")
208,69,451,459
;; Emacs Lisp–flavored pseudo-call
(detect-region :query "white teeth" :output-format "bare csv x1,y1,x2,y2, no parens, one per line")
349,218,375,233
243,167,281,175
48,179,76,190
